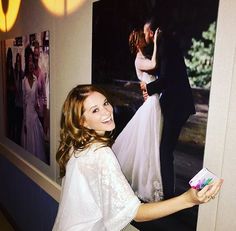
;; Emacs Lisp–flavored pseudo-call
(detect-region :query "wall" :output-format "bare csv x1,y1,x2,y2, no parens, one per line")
197,0,236,230
0,0,94,195
0,155,58,231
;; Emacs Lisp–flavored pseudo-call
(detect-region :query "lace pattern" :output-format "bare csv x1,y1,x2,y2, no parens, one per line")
53,144,140,231
135,180,164,202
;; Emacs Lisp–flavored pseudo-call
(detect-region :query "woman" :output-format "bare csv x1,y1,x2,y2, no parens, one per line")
33,41,47,131
21,45,47,163
53,84,222,231
112,29,162,202
14,53,24,145
6,47,16,141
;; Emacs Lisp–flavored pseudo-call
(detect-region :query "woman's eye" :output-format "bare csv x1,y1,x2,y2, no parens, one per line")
92,108,99,113
104,100,110,106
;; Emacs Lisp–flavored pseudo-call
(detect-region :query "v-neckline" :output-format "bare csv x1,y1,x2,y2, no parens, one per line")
27,76,34,89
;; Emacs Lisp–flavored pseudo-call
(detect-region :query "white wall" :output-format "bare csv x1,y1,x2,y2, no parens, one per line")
197,0,236,230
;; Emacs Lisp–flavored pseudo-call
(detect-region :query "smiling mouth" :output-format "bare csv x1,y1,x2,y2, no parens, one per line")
102,117,113,124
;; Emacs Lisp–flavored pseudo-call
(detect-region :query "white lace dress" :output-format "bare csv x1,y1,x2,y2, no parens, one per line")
112,54,163,202
52,144,141,231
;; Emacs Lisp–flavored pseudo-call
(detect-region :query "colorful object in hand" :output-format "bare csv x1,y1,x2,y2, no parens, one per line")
189,168,218,190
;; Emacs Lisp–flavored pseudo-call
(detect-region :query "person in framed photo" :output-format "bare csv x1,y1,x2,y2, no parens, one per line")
113,28,164,202
21,45,47,163
6,47,16,141
33,41,47,133
14,53,24,145
140,18,196,199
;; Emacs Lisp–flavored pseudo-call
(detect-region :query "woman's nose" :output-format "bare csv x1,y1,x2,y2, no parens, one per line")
102,107,110,115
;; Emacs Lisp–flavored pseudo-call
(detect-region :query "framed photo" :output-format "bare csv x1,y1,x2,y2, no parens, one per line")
1,31,50,166
92,0,219,229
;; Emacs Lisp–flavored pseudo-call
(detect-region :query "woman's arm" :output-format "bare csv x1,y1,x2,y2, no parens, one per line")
134,179,223,222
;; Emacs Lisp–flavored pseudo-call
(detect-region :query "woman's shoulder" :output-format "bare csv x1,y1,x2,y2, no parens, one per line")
93,144,114,158
92,144,118,164
68,144,117,174
70,144,114,161
66,146,100,170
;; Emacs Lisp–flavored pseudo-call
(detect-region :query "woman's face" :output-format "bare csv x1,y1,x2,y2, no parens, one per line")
28,54,34,73
83,91,115,135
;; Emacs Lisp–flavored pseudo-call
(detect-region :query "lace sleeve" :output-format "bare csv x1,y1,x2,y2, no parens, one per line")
96,147,140,231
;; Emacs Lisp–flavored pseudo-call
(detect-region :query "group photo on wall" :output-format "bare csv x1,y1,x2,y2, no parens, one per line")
92,0,219,230
2,30,50,165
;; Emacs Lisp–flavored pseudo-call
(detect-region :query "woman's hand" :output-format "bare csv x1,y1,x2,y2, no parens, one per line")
140,82,149,101
154,28,162,43
134,178,223,222
184,178,223,207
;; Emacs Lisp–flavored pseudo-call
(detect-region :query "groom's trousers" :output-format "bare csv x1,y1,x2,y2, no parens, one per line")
160,114,190,199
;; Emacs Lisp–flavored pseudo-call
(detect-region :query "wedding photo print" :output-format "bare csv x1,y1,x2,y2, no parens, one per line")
3,31,50,165
92,0,219,230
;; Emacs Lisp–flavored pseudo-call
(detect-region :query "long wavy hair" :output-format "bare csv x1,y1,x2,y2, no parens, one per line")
56,84,114,178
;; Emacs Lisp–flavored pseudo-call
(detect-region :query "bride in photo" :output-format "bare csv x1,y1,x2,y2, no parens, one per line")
113,28,163,202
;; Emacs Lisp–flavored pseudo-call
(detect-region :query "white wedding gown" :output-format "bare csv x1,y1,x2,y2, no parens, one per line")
113,70,163,202
21,76,47,163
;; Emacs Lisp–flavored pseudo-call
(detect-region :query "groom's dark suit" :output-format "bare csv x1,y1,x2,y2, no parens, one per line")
146,32,196,199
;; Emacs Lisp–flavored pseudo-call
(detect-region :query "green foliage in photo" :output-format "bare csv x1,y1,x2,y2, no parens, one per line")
185,22,216,89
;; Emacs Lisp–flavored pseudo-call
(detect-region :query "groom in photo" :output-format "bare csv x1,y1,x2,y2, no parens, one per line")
141,17,196,199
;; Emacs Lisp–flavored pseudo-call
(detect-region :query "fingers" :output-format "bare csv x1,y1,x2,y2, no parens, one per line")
195,186,211,203
140,82,146,91
142,91,148,101
140,82,149,101
155,28,162,41
198,179,223,202
206,179,223,198
197,184,211,197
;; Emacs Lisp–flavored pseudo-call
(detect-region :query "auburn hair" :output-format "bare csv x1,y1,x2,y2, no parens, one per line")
56,84,114,177
129,29,146,54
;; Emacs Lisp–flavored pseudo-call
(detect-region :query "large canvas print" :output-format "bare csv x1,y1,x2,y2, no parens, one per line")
3,31,50,165
92,0,219,230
